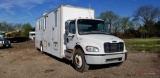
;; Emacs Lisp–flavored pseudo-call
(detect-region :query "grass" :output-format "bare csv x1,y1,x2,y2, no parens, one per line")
124,38,160,52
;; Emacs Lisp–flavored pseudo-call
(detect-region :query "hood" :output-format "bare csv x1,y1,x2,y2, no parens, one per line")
0,37,10,42
80,34,124,43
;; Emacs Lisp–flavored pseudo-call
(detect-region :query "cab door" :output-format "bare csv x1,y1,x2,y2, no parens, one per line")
65,21,76,49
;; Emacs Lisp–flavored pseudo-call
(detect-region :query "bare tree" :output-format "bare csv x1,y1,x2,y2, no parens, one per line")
99,11,119,33
112,18,121,34
134,5,159,23
158,8,160,21
13,23,23,30
121,17,133,34
0,21,14,32
133,5,160,37
22,23,33,37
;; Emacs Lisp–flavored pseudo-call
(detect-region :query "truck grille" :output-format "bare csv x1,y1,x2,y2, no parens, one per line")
4,41,9,44
104,42,124,53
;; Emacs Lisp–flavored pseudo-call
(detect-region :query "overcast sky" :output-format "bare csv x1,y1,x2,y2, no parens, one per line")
0,0,160,27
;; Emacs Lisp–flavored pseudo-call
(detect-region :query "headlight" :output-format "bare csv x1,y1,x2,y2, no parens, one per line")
85,46,99,52
0,41,2,44
8,41,10,44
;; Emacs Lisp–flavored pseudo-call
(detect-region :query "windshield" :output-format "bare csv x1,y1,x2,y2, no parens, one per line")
0,37,4,40
77,19,109,35
0,33,5,38
30,34,35,36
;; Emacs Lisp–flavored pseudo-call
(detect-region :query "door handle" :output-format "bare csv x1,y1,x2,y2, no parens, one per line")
71,35,74,39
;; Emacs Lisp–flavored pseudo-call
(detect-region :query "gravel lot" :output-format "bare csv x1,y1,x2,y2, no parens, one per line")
0,40,159,78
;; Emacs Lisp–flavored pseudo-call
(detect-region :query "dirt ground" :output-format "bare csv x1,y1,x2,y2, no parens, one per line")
0,40,159,78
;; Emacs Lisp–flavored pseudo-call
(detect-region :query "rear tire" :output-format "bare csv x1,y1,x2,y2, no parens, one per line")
40,43,44,54
8,44,11,48
73,49,89,72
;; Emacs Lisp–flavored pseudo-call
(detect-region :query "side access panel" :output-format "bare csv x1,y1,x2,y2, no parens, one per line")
45,7,62,58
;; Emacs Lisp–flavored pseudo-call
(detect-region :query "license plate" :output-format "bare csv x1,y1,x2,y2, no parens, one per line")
106,58,118,62
106,58,122,62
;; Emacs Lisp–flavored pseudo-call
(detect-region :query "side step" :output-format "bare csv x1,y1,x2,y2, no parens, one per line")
64,56,72,60
64,49,74,60
65,49,73,53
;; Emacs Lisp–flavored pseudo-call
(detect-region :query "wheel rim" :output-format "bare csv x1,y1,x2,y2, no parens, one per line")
75,54,82,68
40,45,43,52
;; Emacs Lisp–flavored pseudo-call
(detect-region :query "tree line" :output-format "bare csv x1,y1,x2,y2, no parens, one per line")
99,5,160,38
0,22,34,37
0,5,160,38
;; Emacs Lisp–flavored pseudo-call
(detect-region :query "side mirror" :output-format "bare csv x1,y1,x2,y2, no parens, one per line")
107,23,111,34
65,21,70,35
65,30,69,36
65,21,70,30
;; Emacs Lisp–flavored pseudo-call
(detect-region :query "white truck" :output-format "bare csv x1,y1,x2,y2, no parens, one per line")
35,5,127,72
29,31,35,40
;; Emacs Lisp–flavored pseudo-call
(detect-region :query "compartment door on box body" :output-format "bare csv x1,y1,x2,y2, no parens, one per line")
52,10,60,57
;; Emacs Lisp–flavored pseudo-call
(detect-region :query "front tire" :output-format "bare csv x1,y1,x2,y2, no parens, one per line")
73,49,89,72
8,44,11,48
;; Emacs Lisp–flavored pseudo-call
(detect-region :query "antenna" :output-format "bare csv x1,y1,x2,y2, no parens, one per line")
88,3,92,19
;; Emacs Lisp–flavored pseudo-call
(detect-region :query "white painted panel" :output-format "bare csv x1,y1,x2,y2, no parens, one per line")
36,5,95,58
60,5,95,57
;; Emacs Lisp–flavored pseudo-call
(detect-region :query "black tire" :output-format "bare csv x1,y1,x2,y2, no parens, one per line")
73,49,89,72
8,44,11,48
36,47,40,51
40,43,44,54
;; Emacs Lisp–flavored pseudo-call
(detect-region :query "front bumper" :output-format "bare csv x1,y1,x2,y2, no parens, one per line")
0,43,11,48
85,53,127,65
3,44,11,47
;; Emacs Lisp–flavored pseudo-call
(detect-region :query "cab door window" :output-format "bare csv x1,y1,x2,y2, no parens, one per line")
69,21,76,34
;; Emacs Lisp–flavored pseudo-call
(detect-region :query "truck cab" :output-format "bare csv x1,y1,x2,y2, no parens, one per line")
0,33,11,48
65,18,127,72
